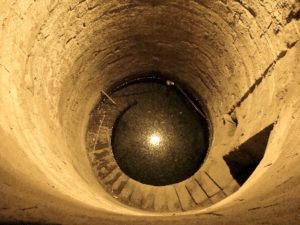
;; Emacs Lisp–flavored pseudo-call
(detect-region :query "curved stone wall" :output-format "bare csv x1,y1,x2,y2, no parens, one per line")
0,0,299,224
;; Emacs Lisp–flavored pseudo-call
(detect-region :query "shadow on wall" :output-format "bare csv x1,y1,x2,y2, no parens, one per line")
223,124,274,185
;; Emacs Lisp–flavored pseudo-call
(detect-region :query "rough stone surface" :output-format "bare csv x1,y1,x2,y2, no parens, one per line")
0,0,299,224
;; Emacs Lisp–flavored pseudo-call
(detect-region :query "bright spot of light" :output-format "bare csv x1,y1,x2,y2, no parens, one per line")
149,134,161,146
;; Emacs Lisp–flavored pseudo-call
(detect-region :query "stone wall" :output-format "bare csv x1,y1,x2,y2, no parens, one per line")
0,0,299,224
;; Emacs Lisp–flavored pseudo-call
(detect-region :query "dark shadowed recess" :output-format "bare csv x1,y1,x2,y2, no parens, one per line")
224,124,274,185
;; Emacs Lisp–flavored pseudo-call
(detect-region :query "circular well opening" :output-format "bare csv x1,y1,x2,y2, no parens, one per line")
104,75,210,186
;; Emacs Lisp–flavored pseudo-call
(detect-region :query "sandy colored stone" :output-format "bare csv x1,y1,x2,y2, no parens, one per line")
0,0,299,224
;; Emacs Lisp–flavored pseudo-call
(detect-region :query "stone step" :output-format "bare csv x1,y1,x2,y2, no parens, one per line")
175,182,197,211
118,179,135,205
194,171,221,197
96,163,117,180
164,186,181,211
130,185,144,207
185,178,209,206
89,149,113,161
89,148,110,159
103,167,122,187
153,187,168,211
223,180,240,196
210,191,227,204
140,186,155,211
111,174,129,195
86,126,110,151
204,159,236,190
